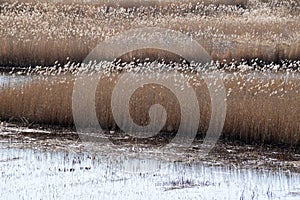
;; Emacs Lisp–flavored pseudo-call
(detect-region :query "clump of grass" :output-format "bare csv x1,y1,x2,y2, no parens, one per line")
223,71,300,146
0,62,300,146
0,75,74,126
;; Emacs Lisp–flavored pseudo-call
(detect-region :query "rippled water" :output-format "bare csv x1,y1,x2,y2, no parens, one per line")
1,147,300,200
0,123,300,200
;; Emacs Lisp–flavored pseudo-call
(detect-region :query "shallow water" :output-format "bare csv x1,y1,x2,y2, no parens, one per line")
1,124,300,200
0,74,31,87
0,147,300,200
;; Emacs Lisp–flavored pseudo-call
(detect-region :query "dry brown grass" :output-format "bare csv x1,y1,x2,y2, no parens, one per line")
223,73,300,145
0,75,74,125
1,70,299,146
0,1,300,67
1,0,248,7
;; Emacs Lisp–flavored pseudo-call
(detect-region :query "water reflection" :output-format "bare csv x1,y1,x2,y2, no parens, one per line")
0,74,31,87
1,148,300,199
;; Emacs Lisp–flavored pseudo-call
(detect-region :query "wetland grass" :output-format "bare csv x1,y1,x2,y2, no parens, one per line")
1,63,299,146
0,1,300,67
1,0,300,146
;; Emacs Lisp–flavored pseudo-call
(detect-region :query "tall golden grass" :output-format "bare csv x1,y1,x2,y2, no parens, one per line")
1,70,299,146
0,1,300,67
1,0,248,7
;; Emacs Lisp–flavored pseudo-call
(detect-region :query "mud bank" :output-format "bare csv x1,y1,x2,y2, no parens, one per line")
1,123,300,199
0,1,299,67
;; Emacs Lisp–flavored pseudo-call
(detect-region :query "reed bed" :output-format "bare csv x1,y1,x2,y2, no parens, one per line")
0,75,74,125
1,63,300,146
0,1,300,67
1,0,249,7
0,0,300,146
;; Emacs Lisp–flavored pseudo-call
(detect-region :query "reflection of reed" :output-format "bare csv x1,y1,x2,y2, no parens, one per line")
0,1,300,67
1,70,299,146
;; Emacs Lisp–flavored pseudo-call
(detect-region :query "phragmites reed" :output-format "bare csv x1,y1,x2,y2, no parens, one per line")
0,62,300,146
0,1,300,67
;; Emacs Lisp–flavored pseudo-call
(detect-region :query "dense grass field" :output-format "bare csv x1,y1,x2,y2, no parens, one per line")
0,0,299,67
1,64,300,146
